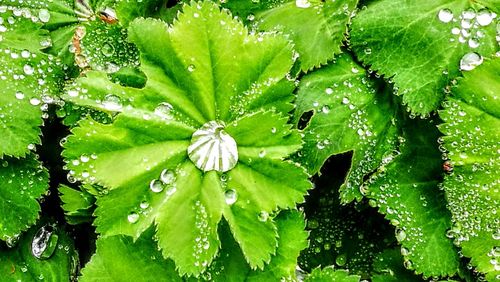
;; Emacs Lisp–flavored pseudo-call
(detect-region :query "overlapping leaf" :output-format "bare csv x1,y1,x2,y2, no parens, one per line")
0,222,78,281
294,53,399,203
224,0,358,71
0,155,48,242
438,58,500,281
350,0,498,115
62,1,310,276
364,117,459,277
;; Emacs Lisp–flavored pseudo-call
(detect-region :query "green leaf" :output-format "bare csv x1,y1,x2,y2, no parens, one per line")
202,210,308,281
305,267,360,282
80,228,181,282
438,58,500,281
364,117,459,277
298,157,394,278
0,155,48,242
350,0,498,115
0,222,78,281
59,184,96,225
0,11,62,157
246,210,308,281
115,0,167,26
224,0,358,71
294,53,399,203
371,248,423,282
62,1,310,275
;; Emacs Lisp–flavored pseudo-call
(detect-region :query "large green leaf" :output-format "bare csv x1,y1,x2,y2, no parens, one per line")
80,228,181,282
438,58,500,281
0,10,62,157
0,155,48,242
350,0,498,115
0,222,78,281
224,0,358,71
364,117,459,277
62,1,310,276
294,53,399,203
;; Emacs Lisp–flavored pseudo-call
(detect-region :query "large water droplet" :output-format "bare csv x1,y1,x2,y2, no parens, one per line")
154,102,173,120
188,121,238,173
23,64,34,75
295,0,311,8
438,9,453,23
335,254,347,266
101,43,115,57
150,179,164,193
38,9,50,23
127,212,139,223
476,9,493,26
460,52,483,71
224,189,237,205
102,94,122,111
15,91,24,100
32,225,58,260
160,169,176,185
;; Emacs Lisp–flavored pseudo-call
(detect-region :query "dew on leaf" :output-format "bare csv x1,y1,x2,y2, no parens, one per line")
325,87,333,95
102,94,122,111
461,9,476,20
258,211,269,222
438,8,453,23
476,9,494,26
101,43,115,57
154,102,173,120
295,0,311,8
188,121,238,173
23,64,34,75
15,91,24,100
30,98,41,106
127,212,139,223
38,9,50,23
160,169,176,185
149,179,164,193
32,225,58,260
459,52,483,71
335,253,347,266
224,189,237,205
187,64,196,72
140,201,150,209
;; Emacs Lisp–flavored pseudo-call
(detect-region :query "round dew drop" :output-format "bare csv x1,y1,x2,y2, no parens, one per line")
127,212,139,223
160,169,175,185
31,226,58,260
154,102,174,119
295,0,311,8
460,52,483,71
224,189,237,205
437,8,453,23
102,94,122,111
150,179,164,193
187,121,238,173
38,9,51,23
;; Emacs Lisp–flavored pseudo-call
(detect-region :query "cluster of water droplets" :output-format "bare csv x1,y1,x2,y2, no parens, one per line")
192,201,212,269
437,7,497,71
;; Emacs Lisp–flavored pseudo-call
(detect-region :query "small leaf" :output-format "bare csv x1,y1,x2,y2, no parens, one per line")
371,248,422,282
0,222,78,281
350,0,498,115
59,184,96,225
0,155,48,242
80,228,181,281
294,53,399,203
438,58,500,281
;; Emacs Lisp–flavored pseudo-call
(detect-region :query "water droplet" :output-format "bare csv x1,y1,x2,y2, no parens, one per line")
258,150,266,158
102,94,122,111
462,9,476,20
342,97,350,104
150,179,164,193
23,64,34,75
438,9,453,23
21,50,30,58
15,91,24,100
321,105,330,114
140,201,150,209
127,212,139,223
325,88,333,95
187,64,196,72
67,90,79,97
224,189,237,205
154,102,173,120
32,226,58,260
30,98,41,106
468,38,479,48
187,121,238,173
295,0,311,8
258,211,269,222
476,9,493,26
395,228,407,241
460,52,483,71
101,43,115,57
160,169,176,185
335,254,347,266
38,9,50,23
